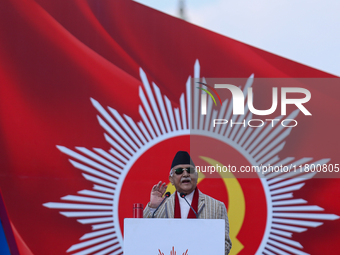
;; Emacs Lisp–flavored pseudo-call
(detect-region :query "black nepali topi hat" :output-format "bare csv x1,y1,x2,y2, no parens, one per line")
170,151,195,169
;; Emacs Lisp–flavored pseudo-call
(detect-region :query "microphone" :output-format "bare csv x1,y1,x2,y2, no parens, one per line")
180,192,198,218
152,192,171,218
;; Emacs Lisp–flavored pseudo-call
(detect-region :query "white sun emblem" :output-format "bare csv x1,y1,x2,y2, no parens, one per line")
44,60,339,255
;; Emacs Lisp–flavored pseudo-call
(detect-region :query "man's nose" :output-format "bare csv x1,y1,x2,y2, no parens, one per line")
183,170,190,176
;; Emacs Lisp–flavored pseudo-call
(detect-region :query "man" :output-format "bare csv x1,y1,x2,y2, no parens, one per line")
143,151,232,254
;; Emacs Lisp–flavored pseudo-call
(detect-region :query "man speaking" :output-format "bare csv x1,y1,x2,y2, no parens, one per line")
143,151,232,254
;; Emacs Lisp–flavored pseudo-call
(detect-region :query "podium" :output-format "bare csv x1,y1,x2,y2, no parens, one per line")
124,218,225,254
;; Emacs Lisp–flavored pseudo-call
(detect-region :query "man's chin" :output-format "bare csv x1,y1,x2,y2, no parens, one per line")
179,184,195,194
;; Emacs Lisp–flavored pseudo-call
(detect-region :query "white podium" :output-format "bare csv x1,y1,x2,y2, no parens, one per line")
124,218,225,255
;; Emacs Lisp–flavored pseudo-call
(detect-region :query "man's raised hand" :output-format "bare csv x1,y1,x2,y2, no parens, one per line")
149,181,167,208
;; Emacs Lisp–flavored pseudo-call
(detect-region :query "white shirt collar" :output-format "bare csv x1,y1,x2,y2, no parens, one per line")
176,189,195,219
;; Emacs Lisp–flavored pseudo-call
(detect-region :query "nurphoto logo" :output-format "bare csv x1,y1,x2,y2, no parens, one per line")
197,81,311,128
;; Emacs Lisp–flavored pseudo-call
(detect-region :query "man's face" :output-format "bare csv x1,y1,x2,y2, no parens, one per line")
169,164,198,194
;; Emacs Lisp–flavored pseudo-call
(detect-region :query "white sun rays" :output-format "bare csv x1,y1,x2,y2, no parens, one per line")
43,59,339,255
43,64,193,255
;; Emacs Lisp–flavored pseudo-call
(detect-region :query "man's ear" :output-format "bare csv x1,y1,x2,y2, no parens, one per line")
169,175,174,185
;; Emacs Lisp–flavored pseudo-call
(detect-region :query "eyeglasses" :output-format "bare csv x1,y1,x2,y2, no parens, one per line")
173,167,196,175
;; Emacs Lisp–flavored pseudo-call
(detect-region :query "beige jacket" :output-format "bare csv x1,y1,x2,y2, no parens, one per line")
144,190,232,254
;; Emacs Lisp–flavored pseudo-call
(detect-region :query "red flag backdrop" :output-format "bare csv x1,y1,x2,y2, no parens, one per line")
0,0,339,254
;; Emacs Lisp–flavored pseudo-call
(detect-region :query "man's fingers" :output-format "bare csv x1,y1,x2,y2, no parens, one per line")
150,181,169,207
152,181,163,191
155,181,161,189
160,183,167,193
151,181,168,198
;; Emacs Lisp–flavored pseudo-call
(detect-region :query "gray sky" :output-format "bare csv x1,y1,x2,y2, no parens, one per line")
134,0,340,77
